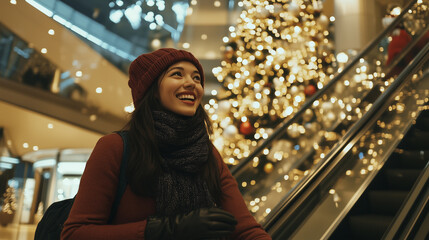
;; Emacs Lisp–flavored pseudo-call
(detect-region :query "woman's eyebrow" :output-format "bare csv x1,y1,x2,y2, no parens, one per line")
166,67,200,75
166,66,184,73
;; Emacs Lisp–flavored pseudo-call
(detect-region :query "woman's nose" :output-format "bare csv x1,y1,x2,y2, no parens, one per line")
183,76,196,88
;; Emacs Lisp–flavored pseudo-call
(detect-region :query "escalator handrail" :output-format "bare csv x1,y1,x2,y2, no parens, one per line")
266,41,429,234
230,0,419,175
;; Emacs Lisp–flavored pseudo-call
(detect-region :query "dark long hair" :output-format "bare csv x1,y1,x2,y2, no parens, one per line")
123,81,223,206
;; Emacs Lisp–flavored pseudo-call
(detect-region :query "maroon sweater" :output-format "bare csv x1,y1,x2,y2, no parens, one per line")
61,133,271,240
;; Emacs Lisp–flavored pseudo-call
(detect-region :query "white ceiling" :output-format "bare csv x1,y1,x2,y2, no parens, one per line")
0,100,101,158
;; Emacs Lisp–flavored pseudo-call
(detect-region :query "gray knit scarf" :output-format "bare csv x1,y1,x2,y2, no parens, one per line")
152,110,215,216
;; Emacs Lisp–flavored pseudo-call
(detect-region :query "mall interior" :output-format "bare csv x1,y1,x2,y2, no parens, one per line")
0,0,428,239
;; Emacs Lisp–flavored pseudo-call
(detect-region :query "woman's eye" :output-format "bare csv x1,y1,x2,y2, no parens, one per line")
171,71,182,77
193,75,201,81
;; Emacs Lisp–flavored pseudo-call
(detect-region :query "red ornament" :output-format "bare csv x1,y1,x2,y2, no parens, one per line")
304,85,317,96
239,121,254,135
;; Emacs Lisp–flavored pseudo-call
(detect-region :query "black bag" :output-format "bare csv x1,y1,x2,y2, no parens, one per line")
34,131,129,240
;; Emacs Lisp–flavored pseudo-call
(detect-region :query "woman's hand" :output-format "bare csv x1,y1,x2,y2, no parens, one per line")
145,207,237,240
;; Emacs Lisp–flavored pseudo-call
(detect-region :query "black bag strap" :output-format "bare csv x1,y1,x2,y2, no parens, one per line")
107,131,129,223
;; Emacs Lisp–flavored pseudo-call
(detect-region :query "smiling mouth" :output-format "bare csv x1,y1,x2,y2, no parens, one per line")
176,94,196,102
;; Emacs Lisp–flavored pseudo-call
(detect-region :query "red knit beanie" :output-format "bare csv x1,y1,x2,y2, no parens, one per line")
128,48,205,106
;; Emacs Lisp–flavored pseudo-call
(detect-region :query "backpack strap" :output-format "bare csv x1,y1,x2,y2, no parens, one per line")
107,131,129,223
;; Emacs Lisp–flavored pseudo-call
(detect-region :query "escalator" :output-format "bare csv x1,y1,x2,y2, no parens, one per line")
285,54,429,239
330,112,429,239
227,0,429,238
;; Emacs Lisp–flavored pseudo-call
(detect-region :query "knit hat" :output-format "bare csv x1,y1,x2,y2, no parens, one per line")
128,48,205,106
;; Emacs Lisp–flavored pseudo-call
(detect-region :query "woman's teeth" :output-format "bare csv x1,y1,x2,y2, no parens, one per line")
177,94,195,101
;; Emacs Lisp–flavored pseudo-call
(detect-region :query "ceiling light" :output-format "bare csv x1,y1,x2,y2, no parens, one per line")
186,7,193,16
151,39,161,49
89,115,97,121
149,22,157,30
147,0,155,7
182,42,190,49
25,0,53,17
0,162,13,169
124,104,135,113
58,162,86,175
157,1,165,11
144,11,154,22
109,9,124,23
155,14,164,26
41,48,47,54
33,159,56,169
124,4,142,30
116,0,124,7
0,156,19,164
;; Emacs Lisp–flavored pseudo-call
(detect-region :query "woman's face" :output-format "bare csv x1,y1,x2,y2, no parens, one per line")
158,61,203,116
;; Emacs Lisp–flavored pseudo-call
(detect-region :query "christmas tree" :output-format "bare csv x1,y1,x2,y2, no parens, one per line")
207,0,336,166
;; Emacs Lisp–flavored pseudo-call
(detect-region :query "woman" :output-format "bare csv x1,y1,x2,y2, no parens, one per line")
61,48,271,240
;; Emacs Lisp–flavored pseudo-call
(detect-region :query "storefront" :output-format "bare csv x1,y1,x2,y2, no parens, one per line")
17,148,91,225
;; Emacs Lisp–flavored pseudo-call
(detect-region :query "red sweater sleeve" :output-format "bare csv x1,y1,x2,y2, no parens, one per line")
214,147,272,240
61,133,146,240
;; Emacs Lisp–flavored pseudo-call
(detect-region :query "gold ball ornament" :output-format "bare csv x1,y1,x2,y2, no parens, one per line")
288,1,300,16
264,163,274,173
223,125,238,139
303,108,314,122
217,100,232,115
317,14,329,29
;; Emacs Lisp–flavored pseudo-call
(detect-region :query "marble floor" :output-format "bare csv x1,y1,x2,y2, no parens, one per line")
0,224,36,240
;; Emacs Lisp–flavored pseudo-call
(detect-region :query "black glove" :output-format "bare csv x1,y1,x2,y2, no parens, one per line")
145,208,238,240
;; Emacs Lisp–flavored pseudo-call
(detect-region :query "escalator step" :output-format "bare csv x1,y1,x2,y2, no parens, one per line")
368,190,408,215
414,117,429,131
385,169,421,190
349,214,393,240
389,150,429,168
399,129,429,150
